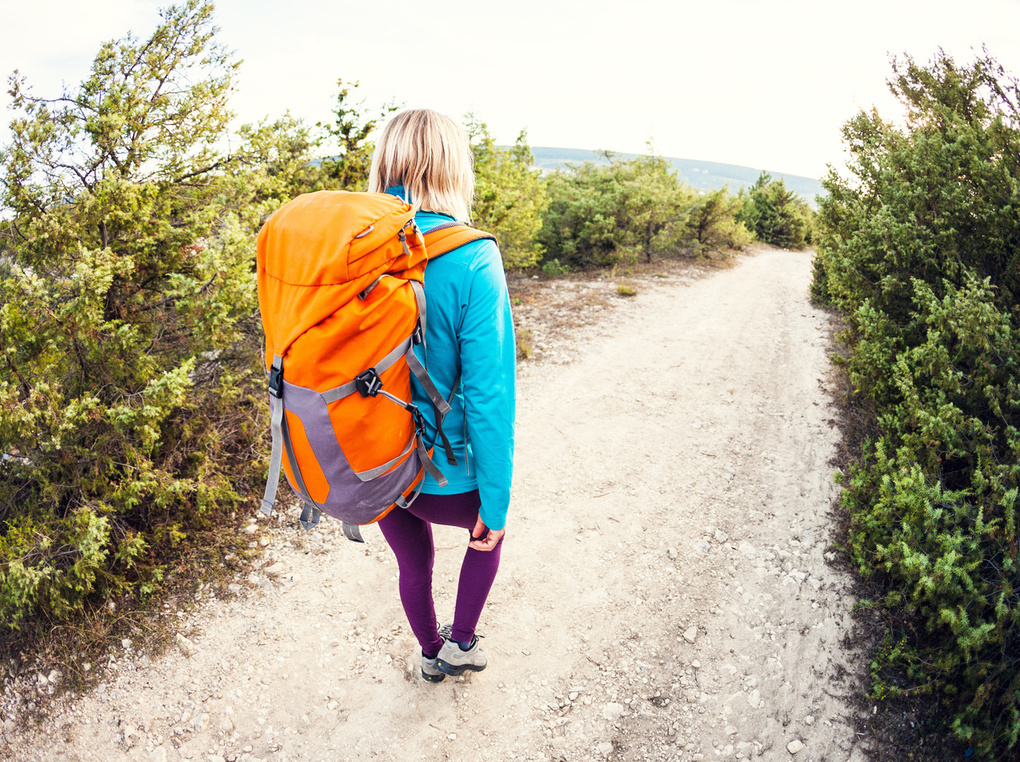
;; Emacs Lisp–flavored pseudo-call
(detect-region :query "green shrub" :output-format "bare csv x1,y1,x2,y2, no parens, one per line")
538,158,645,268
468,118,548,270
809,253,833,305
316,78,397,192
0,0,269,629
536,151,747,268
816,53,1020,327
842,275,1020,757
541,258,570,277
817,48,1020,758
690,187,753,253
738,172,813,249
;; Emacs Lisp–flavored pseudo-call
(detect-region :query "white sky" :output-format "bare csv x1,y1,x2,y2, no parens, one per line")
2,0,1019,179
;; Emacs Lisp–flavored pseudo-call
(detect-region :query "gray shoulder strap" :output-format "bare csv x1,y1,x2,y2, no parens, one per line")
406,280,457,463
341,522,364,542
260,355,324,531
260,356,286,516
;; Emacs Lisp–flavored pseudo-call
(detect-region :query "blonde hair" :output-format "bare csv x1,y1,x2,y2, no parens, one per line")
368,109,474,223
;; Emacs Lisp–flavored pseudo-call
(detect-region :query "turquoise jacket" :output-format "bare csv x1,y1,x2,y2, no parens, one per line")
385,187,516,531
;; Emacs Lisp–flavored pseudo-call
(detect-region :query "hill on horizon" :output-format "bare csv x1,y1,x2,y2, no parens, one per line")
529,147,826,203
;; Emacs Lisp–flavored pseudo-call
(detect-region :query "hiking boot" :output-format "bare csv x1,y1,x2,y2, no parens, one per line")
421,651,446,683
436,635,487,676
420,623,453,683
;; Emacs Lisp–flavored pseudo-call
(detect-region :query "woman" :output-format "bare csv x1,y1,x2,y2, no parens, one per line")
367,109,516,682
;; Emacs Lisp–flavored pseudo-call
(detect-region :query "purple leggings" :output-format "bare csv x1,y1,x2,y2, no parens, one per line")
378,490,502,656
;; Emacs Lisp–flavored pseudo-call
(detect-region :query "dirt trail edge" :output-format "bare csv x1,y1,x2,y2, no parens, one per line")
7,248,863,762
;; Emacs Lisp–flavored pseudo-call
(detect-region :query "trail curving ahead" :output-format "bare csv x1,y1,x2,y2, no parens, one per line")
8,247,862,762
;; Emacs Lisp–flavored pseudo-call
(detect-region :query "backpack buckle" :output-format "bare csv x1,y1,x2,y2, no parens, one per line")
268,365,284,399
355,368,382,397
409,405,425,433
412,322,424,345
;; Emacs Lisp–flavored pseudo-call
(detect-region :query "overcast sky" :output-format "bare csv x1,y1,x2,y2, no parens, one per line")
2,0,1019,179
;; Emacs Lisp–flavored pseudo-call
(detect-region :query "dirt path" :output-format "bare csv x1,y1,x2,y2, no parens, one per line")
7,247,862,762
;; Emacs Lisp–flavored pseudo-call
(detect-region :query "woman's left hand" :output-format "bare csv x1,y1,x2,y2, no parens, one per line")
469,516,504,551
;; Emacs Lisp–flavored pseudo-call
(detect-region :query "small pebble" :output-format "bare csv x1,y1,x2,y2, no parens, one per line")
602,702,624,721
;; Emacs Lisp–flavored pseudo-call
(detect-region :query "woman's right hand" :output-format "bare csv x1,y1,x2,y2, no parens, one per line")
468,516,504,551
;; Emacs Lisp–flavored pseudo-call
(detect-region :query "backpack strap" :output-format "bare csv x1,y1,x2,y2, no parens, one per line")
423,223,496,260
259,357,286,518
260,355,324,531
415,223,497,464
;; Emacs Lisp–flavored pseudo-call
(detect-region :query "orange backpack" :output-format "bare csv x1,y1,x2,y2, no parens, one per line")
256,190,494,541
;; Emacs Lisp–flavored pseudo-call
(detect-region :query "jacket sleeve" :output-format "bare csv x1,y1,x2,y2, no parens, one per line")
457,240,516,531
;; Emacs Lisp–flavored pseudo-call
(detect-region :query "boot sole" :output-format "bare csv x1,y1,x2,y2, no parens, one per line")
435,659,487,676
421,668,446,683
